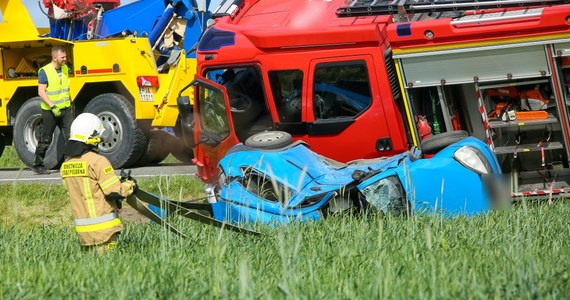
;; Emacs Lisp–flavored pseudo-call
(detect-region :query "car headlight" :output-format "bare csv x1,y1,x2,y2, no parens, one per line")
454,146,490,175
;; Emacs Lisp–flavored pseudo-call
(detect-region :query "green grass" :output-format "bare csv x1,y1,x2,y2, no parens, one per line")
0,146,26,169
1,174,569,298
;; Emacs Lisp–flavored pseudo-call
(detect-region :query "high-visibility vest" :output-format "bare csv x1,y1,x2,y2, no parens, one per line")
39,64,71,110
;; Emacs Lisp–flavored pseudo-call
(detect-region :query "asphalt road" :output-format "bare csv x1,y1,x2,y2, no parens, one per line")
0,163,198,183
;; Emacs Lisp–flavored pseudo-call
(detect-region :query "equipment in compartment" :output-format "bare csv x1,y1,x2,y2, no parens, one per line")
410,86,465,144
415,114,433,141
485,84,550,122
2,43,54,79
481,78,570,196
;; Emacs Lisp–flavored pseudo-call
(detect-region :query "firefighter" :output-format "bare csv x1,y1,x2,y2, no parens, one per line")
34,45,74,175
60,113,137,253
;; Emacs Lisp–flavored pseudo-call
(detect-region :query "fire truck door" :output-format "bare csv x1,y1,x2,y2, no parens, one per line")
192,74,240,183
306,56,393,161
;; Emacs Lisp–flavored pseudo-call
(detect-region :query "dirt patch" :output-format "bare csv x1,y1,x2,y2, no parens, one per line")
120,206,149,224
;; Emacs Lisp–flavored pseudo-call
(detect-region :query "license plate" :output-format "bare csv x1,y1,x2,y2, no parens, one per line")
139,87,154,102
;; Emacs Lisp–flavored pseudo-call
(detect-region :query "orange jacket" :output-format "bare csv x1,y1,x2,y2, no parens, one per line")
61,151,135,246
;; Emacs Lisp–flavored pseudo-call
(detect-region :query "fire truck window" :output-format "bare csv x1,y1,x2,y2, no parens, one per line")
198,86,230,139
268,70,303,123
205,67,273,141
313,61,372,120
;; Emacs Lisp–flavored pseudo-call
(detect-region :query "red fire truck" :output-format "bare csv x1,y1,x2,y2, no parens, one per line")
180,0,570,197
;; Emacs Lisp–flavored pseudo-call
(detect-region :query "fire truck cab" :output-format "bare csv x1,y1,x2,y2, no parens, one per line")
188,0,409,183
185,0,570,198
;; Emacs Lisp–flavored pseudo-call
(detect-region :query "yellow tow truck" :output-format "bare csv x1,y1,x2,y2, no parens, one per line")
0,0,207,168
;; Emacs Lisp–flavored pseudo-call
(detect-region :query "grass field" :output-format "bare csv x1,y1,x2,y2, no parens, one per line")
0,146,27,170
1,147,569,298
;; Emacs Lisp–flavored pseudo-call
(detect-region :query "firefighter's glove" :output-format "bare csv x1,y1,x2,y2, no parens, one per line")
51,106,62,118
119,169,128,182
120,169,134,182
117,179,136,197
120,169,138,194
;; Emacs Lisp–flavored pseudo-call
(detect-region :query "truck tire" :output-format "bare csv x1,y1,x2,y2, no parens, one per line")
171,146,194,164
84,93,146,168
13,97,65,169
135,129,170,166
0,135,6,157
421,130,469,155
244,131,292,149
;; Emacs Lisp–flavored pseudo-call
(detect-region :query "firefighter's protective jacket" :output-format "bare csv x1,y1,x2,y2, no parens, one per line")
60,151,135,246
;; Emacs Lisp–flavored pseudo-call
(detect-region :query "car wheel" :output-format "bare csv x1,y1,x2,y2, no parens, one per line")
84,93,147,168
421,130,469,154
13,97,64,169
244,131,293,149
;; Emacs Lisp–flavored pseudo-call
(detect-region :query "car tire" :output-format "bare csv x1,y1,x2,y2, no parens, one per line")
244,131,293,149
421,130,469,154
84,93,147,168
13,97,65,169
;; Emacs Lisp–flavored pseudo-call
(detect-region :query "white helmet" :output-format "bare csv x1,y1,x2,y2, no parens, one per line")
69,113,105,145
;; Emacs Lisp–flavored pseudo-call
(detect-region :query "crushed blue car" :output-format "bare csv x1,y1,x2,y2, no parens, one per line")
210,131,505,225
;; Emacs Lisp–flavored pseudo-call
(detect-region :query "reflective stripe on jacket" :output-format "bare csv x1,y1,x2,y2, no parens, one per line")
39,63,71,110
61,151,134,246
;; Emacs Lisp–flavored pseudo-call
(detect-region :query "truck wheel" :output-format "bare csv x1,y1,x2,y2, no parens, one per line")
244,131,292,149
135,130,170,166
171,146,194,164
170,119,194,164
84,93,146,168
421,130,469,155
13,97,65,169
0,134,6,159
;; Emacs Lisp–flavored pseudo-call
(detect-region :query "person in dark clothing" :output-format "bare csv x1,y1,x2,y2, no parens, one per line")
33,45,74,175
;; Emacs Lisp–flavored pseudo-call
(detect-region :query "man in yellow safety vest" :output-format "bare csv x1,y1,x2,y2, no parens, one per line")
34,45,74,174
61,113,137,253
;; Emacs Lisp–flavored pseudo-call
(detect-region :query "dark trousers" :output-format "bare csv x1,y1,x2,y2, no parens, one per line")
34,107,74,166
